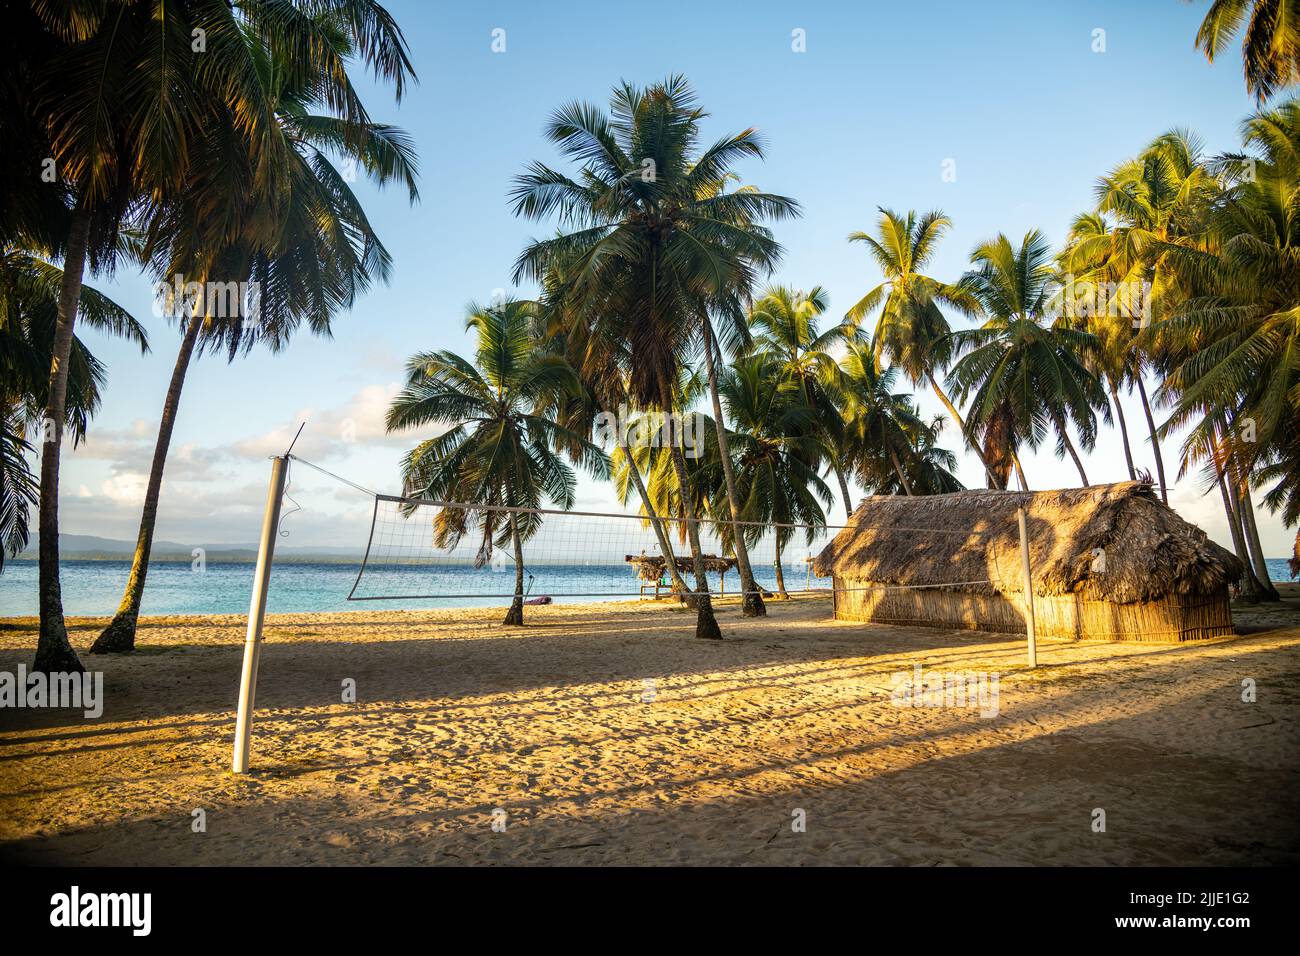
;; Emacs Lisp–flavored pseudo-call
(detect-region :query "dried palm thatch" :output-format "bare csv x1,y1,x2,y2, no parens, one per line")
1291,529,1299,579
814,481,1243,642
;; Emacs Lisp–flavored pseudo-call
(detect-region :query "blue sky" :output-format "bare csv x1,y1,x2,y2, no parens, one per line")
42,0,1294,556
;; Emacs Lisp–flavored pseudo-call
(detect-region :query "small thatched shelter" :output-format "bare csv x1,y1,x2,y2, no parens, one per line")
813,482,1243,643
625,554,738,596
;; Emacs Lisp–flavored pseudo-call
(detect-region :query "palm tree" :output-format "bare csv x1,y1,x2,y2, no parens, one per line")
608,408,691,591
0,249,147,570
1194,0,1300,101
12,0,414,671
1257,404,1300,579
386,300,609,625
1059,211,1146,481
837,339,933,496
511,77,800,638
88,9,419,654
611,406,729,596
846,208,994,485
895,416,965,496
532,251,693,598
0,421,35,571
716,354,831,598
1154,99,1300,599
947,232,1107,490
698,295,768,617
747,284,858,512
1089,129,1221,503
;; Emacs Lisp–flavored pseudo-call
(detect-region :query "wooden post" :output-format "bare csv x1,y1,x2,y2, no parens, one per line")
1017,506,1037,668
232,455,289,773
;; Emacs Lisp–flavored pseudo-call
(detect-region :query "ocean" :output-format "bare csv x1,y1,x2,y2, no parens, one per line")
0,558,817,617
0,557,1292,619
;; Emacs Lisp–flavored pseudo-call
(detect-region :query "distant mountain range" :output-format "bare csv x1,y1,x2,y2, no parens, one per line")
18,534,363,564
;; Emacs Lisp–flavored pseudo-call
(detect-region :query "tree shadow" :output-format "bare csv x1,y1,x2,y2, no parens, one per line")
3,666,1295,866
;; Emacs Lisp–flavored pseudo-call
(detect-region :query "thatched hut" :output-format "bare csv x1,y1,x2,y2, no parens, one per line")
813,482,1243,643
625,554,738,597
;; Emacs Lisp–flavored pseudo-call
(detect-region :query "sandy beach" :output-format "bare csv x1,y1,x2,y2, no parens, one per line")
2,592,1298,866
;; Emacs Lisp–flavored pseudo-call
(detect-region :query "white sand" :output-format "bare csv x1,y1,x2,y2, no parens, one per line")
1,593,1297,865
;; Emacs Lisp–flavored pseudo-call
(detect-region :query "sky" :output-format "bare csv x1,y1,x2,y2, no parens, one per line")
35,0,1296,558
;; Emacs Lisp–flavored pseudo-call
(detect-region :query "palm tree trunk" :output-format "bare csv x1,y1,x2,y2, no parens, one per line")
1135,376,1168,504
668,444,722,640
1223,467,1276,601
833,465,854,517
773,538,789,598
502,511,525,625
91,316,204,652
700,317,764,617
34,201,92,674
926,371,995,487
1234,472,1279,601
1211,425,1264,601
1109,382,1137,480
624,449,689,597
1052,411,1090,485
887,445,914,495
1217,415,1278,600
1010,446,1029,491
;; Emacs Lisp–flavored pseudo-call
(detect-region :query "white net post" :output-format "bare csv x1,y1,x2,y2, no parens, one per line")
1017,506,1038,667
232,454,288,773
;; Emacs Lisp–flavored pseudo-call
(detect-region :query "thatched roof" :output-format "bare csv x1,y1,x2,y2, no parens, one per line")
813,481,1242,604
1291,528,1299,578
625,554,736,582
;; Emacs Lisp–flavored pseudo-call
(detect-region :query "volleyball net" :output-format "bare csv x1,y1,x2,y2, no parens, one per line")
348,493,843,601
340,487,1009,604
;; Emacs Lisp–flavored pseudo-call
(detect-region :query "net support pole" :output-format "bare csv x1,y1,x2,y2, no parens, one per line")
1017,506,1037,668
232,454,288,773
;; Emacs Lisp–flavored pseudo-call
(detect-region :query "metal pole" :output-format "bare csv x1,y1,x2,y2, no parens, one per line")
1017,506,1037,668
232,455,288,773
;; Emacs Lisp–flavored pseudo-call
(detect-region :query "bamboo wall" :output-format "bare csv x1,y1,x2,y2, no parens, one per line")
830,579,1235,643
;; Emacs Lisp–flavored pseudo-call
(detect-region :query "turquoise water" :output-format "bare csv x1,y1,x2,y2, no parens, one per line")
0,558,810,617
0,557,1291,619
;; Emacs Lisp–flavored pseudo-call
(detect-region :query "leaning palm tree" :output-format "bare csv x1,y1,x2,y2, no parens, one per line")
947,232,1107,490
89,15,418,654
846,208,994,484
0,249,147,570
1194,0,1300,101
716,354,832,598
512,77,800,637
602,373,714,600
387,300,609,625
614,407,728,591
747,284,858,512
15,0,415,672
